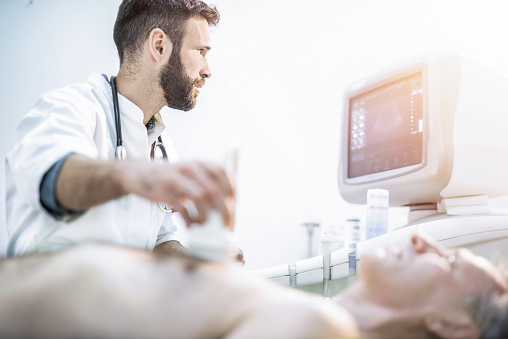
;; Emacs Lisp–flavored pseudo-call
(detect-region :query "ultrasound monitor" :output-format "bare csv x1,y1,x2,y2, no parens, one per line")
339,51,508,208
347,72,425,180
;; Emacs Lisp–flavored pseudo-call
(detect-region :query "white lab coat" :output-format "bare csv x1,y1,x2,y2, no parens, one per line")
5,73,180,257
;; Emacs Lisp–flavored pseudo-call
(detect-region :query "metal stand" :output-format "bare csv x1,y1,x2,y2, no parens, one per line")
302,221,320,258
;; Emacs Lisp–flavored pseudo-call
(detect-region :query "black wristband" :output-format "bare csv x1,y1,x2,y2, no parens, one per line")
40,153,85,220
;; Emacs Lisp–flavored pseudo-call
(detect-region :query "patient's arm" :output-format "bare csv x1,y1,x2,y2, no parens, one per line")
0,244,358,339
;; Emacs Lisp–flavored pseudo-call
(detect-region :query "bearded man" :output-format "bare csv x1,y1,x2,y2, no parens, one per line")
5,0,235,258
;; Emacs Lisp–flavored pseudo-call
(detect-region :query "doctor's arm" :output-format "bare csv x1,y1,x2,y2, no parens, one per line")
153,240,187,256
53,154,234,226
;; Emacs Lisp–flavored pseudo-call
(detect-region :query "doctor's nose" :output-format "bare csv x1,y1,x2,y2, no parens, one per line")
200,63,211,79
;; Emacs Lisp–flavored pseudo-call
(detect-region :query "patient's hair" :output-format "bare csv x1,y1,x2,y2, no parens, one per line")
113,0,220,65
473,293,508,339
469,261,508,339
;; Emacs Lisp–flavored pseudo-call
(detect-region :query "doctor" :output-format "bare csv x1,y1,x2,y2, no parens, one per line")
5,0,235,258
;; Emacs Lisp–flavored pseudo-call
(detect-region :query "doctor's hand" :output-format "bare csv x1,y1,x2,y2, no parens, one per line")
119,160,234,227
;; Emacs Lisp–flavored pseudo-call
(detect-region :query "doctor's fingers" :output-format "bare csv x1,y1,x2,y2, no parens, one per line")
168,198,202,226
151,174,207,225
152,168,228,225
172,162,234,224
177,162,233,197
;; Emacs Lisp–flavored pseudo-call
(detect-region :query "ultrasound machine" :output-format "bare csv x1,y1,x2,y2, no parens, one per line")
255,51,508,296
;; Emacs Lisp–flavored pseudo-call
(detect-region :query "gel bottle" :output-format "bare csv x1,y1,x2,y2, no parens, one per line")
365,189,389,240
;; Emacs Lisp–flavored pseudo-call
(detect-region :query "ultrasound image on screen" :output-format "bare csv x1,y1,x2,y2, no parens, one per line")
348,72,424,178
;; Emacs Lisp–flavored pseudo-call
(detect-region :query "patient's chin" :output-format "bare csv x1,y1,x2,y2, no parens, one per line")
355,251,386,281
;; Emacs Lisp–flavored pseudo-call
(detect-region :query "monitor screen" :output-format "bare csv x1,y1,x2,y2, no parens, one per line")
347,72,424,179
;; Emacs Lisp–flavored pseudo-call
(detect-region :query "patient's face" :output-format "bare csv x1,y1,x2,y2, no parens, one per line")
358,234,506,310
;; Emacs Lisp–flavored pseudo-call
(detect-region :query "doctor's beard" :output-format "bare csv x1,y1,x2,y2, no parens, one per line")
159,54,201,111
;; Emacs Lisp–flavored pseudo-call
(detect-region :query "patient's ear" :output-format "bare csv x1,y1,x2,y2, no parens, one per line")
423,314,480,339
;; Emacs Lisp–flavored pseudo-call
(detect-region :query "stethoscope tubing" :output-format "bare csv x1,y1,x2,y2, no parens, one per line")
110,76,123,149
110,75,172,213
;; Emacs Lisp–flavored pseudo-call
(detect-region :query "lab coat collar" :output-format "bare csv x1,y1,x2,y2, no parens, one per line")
88,73,167,145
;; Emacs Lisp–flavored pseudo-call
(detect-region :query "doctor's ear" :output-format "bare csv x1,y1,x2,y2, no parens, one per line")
423,314,480,339
147,28,173,63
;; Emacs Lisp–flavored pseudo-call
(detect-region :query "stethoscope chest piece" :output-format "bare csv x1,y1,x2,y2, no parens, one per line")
115,145,127,160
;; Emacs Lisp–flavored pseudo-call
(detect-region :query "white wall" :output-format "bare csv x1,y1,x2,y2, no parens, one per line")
1,0,508,268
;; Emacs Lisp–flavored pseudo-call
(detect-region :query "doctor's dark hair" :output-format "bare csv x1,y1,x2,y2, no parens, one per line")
113,0,220,65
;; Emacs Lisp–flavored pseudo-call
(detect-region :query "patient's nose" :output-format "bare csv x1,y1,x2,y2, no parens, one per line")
411,234,445,255
411,234,426,253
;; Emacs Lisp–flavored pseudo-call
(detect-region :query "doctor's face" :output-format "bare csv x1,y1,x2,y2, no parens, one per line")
358,234,506,311
159,16,211,111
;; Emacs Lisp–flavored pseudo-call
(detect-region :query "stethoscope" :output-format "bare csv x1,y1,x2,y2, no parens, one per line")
110,75,173,213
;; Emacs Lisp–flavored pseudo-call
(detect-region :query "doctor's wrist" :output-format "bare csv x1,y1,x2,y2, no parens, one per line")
109,159,132,197
55,155,130,211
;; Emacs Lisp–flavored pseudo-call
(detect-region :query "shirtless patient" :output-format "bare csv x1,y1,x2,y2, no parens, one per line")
0,234,506,339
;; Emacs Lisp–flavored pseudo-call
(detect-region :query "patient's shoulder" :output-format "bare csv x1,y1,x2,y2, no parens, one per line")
226,290,359,339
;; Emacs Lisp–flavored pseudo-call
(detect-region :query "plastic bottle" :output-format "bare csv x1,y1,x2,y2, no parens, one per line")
365,189,389,240
346,218,361,252
346,218,361,280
